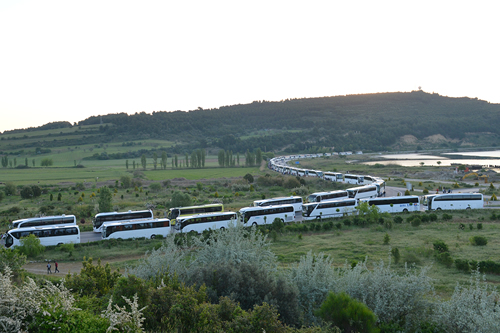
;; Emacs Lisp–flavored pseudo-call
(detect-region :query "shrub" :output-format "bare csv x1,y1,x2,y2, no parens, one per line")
436,252,454,268
420,214,430,223
433,240,449,253
470,236,487,246
315,292,378,333
410,216,421,227
442,213,453,221
149,183,162,192
433,270,500,332
459,223,465,230
18,234,45,257
391,247,400,264
393,216,403,224
429,213,438,222
477,223,483,230
283,177,301,189
383,233,390,245
243,173,254,183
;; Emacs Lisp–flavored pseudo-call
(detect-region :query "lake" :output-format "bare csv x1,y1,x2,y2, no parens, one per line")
363,151,500,168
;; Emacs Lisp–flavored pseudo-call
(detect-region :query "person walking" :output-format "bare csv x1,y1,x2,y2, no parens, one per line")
47,262,52,274
54,261,59,273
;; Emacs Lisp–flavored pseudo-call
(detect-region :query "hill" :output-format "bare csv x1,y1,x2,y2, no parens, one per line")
2,91,500,154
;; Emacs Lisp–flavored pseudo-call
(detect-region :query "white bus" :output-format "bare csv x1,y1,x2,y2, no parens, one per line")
307,170,324,178
307,190,349,203
359,196,420,213
374,180,386,197
10,214,76,229
344,174,364,185
363,175,382,184
253,196,303,213
238,204,295,226
323,172,343,182
101,218,171,240
92,210,154,233
4,225,80,248
347,185,378,199
302,198,358,220
424,193,484,211
167,204,224,225
173,212,238,234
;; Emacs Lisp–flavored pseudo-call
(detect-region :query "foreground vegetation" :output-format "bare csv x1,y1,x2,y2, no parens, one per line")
2,223,500,332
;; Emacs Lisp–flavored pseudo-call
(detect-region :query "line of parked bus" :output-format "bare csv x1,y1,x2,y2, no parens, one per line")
4,190,484,248
3,154,485,248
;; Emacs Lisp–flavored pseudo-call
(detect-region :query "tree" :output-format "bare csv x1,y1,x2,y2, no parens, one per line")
243,173,254,183
141,154,147,170
153,153,158,170
32,159,35,167
18,234,45,257
20,185,42,199
161,151,167,170
125,160,129,170
185,152,189,168
1,156,8,168
255,148,262,166
40,158,53,166
98,186,113,212
120,175,131,188
174,154,178,168
218,150,225,167
132,160,136,169
4,181,17,196
171,191,192,207
25,158,28,166
0,246,27,272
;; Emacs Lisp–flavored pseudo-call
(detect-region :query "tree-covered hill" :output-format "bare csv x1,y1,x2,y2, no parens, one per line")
3,91,500,153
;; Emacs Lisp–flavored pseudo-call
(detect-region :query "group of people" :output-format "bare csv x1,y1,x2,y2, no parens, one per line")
46,261,59,274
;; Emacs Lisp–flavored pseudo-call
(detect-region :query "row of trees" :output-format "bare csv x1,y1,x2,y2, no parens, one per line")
1,156,52,168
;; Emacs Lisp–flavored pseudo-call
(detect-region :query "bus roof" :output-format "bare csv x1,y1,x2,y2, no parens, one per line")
169,203,223,210
95,209,152,216
101,218,168,227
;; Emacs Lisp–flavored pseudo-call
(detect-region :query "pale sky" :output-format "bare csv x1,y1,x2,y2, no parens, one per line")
1,0,499,133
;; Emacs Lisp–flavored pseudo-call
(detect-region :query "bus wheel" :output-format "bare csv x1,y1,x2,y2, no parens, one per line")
57,243,63,246
220,227,225,230
436,208,442,211
466,207,471,210
280,219,285,223
252,222,258,227
150,234,156,239
403,209,408,213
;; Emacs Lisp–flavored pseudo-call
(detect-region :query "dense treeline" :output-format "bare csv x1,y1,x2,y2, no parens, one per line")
4,91,500,153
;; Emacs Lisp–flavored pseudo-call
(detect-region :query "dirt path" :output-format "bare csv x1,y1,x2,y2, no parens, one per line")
23,255,144,276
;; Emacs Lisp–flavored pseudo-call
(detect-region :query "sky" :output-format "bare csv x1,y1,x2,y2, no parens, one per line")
1,0,499,133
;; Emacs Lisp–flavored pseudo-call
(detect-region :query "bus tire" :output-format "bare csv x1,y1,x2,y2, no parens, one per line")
436,208,442,211
403,208,408,213
280,219,285,223
466,207,471,210
57,243,63,246
220,227,225,230
150,234,156,239
252,222,258,227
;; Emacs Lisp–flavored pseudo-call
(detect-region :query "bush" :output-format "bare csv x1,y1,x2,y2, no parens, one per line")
477,223,483,230
149,183,162,192
283,177,301,189
383,233,390,245
442,213,453,221
436,252,454,268
429,213,438,222
18,234,45,257
410,216,421,227
393,216,403,224
470,236,488,246
243,173,254,183
315,292,378,333
433,240,449,253
391,247,400,264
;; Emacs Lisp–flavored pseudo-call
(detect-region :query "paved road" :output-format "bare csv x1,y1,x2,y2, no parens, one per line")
81,230,101,243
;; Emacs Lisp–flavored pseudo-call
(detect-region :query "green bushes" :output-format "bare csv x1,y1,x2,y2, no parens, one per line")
470,235,487,246
315,292,378,333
